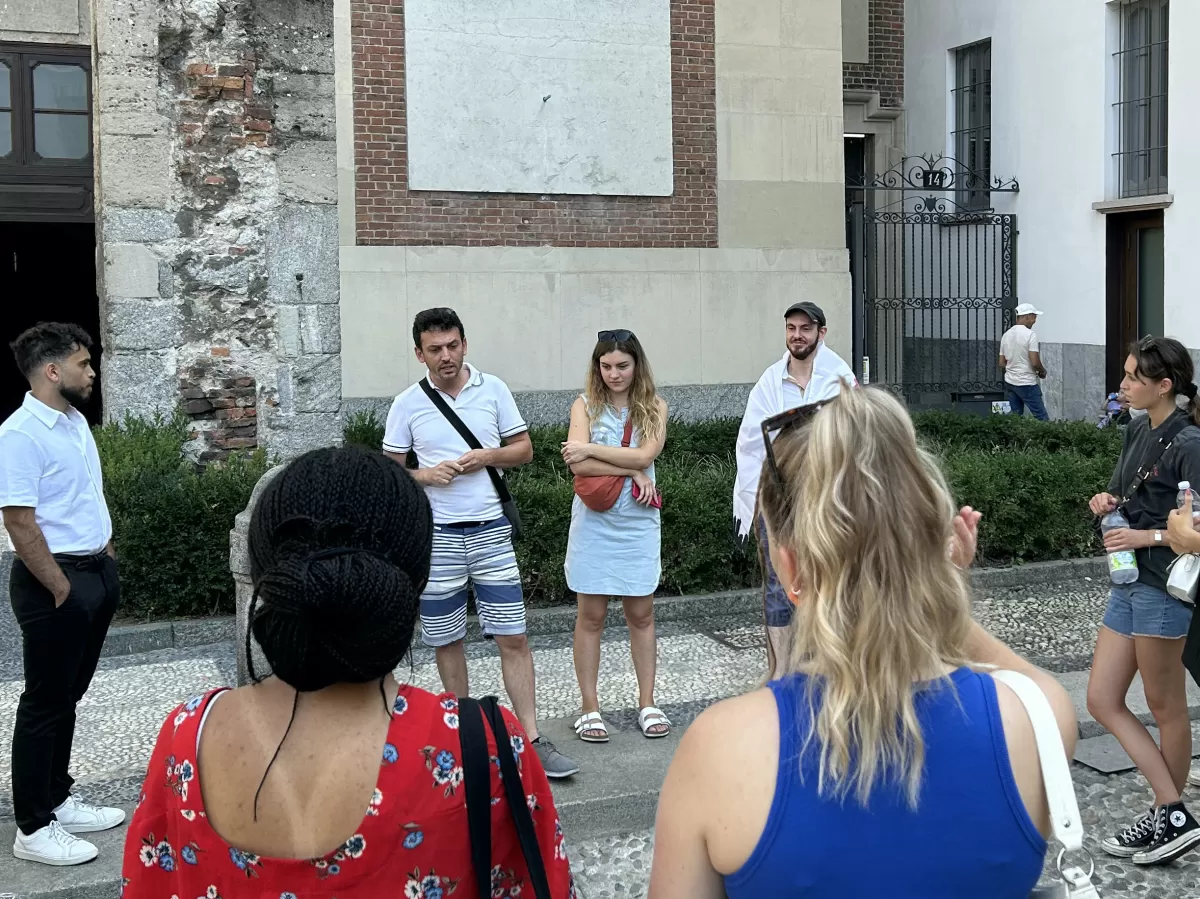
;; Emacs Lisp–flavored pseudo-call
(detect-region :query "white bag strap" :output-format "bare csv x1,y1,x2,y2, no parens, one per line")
991,670,1083,851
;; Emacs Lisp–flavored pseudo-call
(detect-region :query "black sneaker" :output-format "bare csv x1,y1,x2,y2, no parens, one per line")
1101,810,1157,858
1133,802,1200,865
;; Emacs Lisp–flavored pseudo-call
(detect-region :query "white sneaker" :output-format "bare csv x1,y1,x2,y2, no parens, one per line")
13,820,99,866
1190,767,1200,789
53,795,126,833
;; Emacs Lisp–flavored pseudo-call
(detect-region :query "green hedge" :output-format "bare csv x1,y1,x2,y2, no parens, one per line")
345,409,1118,605
96,416,267,620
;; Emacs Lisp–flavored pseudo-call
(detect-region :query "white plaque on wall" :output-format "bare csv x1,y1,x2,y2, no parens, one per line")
405,0,674,196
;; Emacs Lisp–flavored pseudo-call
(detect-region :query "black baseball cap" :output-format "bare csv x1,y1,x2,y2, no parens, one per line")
784,302,826,328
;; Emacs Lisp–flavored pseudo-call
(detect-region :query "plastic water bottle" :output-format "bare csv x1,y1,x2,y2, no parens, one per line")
1102,509,1139,584
1178,481,1200,524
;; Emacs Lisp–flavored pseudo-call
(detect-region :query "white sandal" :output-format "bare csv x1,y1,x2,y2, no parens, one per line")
574,711,610,743
638,707,671,739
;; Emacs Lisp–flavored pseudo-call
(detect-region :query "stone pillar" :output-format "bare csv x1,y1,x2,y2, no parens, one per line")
230,463,286,686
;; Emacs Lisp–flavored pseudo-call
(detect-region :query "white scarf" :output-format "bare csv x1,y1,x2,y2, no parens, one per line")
732,344,857,539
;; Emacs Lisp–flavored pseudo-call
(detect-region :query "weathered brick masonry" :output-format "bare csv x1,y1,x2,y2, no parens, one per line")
842,0,904,107
352,0,718,247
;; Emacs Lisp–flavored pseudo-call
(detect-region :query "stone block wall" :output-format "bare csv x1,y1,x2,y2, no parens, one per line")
93,0,342,459
842,0,903,107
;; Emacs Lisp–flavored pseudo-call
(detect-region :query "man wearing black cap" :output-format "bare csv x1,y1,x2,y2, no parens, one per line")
732,302,856,676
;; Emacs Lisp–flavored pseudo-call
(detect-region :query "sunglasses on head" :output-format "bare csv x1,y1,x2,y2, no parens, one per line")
761,400,830,487
598,329,635,343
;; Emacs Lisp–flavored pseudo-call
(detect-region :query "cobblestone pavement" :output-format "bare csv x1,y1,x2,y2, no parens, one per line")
5,581,1200,896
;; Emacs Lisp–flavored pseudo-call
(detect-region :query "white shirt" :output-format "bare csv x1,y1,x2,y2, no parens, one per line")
1000,325,1040,387
384,366,527,524
0,393,113,554
732,344,857,538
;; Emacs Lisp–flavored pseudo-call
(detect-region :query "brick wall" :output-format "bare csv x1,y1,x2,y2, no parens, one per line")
182,368,259,462
842,0,904,107
351,0,717,247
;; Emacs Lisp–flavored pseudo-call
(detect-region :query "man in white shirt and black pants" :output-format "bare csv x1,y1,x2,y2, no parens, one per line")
999,302,1049,421
0,323,126,866
384,308,579,779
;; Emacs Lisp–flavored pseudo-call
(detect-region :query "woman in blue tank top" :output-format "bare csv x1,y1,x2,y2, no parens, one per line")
648,388,1078,899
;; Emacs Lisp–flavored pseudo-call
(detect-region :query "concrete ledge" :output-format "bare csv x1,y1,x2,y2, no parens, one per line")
93,557,1108,660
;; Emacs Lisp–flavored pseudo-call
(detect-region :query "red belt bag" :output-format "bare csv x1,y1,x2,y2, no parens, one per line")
573,416,635,512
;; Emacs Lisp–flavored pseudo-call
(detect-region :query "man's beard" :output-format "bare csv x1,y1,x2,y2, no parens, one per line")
789,342,817,362
60,384,91,409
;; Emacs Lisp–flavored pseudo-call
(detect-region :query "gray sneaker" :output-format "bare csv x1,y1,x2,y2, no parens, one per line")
533,738,580,779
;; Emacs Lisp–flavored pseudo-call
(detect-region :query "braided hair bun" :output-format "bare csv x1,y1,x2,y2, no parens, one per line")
246,446,433,692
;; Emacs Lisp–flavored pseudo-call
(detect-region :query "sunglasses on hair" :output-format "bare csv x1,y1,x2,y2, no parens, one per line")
761,400,830,488
598,329,635,343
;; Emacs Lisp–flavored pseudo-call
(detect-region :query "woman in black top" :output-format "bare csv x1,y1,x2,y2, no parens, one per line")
1086,337,1200,865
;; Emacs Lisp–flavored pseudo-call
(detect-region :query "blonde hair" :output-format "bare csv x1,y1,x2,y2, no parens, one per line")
584,333,666,443
757,387,972,808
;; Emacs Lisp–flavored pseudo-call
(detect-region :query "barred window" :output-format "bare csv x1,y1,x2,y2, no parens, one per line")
952,40,991,210
1114,0,1169,198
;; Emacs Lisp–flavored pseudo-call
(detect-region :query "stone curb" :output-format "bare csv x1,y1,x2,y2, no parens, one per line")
97,556,1108,659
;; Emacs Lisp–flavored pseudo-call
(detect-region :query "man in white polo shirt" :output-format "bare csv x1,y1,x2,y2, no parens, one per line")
384,308,579,779
0,323,126,866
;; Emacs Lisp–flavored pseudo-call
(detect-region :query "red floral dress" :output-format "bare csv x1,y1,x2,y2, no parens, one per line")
120,685,575,899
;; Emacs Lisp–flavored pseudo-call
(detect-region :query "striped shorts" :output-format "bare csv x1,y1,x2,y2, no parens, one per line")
420,516,527,647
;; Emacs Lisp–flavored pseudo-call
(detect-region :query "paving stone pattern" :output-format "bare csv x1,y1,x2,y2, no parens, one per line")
6,581,1200,896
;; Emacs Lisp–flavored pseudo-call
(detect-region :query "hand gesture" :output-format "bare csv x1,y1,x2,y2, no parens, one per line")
1089,493,1118,516
1167,489,1199,549
561,441,593,465
426,460,464,486
456,449,493,475
632,472,658,507
949,506,982,569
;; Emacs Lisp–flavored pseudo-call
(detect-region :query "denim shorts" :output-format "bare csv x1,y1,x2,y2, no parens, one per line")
1103,582,1193,639
756,516,794,628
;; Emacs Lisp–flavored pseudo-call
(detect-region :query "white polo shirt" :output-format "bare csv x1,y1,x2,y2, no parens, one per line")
0,393,113,555
384,366,527,524
1000,325,1040,387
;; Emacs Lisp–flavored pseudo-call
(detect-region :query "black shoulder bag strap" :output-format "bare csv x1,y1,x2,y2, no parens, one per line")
460,696,553,899
419,378,523,539
459,696,493,899
1119,415,1190,509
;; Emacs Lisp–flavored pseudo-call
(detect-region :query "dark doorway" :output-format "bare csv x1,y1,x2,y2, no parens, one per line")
1106,209,1165,392
0,221,101,424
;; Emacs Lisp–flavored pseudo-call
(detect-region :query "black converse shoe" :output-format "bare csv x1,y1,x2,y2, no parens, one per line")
1132,802,1200,865
1101,810,1157,858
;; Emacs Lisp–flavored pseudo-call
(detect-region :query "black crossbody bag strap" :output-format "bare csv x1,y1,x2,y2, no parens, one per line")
1119,416,1190,509
460,697,552,899
459,697,494,899
419,379,513,504
482,697,553,899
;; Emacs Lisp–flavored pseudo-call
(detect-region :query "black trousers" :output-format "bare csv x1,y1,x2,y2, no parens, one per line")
9,553,120,835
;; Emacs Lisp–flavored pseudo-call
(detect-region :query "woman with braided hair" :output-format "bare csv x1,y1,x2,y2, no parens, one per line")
120,446,575,898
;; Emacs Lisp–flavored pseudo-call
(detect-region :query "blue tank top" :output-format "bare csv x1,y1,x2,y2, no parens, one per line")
724,668,1046,898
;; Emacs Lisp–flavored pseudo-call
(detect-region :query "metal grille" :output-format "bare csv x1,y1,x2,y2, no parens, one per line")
952,41,991,211
846,155,1019,405
857,210,1016,398
1114,0,1169,198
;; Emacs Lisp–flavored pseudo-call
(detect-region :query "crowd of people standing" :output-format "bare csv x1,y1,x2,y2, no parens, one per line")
2,311,1200,897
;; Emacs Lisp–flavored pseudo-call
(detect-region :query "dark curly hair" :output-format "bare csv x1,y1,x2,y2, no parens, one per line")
246,445,433,691
1129,336,1200,427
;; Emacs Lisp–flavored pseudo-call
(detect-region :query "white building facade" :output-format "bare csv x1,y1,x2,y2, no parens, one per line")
905,0,1200,420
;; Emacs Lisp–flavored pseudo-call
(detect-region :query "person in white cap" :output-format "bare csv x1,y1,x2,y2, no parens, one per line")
999,303,1049,421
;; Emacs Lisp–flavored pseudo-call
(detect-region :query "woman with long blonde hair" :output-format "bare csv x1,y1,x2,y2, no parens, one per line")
648,388,1077,898
561,330,669,743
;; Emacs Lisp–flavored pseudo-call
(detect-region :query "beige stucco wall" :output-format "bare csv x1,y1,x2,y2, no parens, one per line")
0,0,91,44
335,0,851,401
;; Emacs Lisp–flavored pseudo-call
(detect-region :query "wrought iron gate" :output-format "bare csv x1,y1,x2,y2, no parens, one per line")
847,154,1019,407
